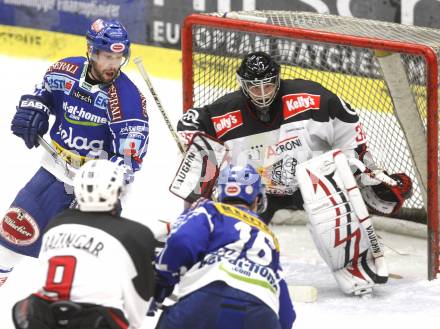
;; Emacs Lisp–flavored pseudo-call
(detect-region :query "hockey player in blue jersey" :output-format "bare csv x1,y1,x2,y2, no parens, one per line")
0,18,149,287
154,164,296,329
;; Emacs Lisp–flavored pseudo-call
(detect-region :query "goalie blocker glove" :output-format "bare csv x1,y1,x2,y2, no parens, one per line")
359,172,413,215
11,95,50,149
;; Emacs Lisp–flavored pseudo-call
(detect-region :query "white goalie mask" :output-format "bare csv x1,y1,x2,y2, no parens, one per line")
74,159,125,212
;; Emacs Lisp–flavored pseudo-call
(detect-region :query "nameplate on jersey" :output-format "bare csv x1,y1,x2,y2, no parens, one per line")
282,93,320,120
211,110,243,138
214,202,279,251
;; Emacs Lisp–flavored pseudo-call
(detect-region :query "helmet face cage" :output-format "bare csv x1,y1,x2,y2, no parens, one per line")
215,164,268,215
237,52,281,109
73,159,125,212
237,74,280,108
86,18,131,67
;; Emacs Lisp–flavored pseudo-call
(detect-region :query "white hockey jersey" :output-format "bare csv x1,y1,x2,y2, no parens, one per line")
34,209,156,329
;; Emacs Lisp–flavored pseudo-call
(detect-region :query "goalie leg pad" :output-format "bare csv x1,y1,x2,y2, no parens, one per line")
297,150,388,294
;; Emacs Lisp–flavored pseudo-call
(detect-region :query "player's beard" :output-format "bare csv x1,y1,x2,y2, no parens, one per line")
89,63,119,84
96,68,118,84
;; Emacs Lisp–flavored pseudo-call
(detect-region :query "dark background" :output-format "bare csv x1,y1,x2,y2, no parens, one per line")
0,0,438,49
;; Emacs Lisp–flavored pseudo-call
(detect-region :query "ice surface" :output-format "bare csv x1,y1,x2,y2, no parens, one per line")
0,56,439,329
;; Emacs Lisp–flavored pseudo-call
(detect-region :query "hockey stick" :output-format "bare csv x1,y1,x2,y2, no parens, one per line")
37,135,77,179
133,57,185,154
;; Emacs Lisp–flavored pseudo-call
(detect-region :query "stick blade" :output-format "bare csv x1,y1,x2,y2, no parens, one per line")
288,285,318,303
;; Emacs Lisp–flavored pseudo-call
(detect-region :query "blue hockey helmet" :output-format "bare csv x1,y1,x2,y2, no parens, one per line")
216,164,267,214
86,18,130,63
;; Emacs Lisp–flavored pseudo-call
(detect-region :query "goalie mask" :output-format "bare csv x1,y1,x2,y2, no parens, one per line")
74,159,125,212
237,52,281,114
215,164,267,215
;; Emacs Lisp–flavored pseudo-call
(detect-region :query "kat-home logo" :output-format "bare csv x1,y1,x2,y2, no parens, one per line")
211,110,243,138
282,93,321,120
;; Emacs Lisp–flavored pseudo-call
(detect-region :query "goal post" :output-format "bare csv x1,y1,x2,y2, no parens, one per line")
181,11,439,280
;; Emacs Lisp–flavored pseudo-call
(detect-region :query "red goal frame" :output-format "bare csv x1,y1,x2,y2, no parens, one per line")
181,13,439,280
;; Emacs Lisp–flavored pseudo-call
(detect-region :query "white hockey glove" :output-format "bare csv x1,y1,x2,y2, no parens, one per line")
351,159,413,215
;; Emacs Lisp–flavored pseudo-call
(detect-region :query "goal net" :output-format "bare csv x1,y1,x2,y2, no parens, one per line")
181,11,439,280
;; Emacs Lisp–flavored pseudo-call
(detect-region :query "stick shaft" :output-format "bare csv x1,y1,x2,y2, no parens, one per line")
134,57,185,154
37,135,76,178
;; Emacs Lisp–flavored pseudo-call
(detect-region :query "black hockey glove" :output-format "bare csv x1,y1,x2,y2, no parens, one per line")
11,95,50,149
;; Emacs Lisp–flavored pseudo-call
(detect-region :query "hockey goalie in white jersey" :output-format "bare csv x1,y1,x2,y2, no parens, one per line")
296,149,390,295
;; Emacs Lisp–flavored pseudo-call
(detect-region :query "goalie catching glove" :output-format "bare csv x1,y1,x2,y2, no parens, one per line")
356,167,412,215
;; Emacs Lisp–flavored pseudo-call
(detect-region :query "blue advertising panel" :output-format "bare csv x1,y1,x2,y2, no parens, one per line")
0,0,148,44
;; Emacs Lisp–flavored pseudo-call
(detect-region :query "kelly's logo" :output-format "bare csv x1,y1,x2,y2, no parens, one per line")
282,93,320,120
211,110,243,138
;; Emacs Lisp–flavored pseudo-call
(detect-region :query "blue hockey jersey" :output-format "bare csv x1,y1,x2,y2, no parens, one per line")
34,56,148,173
156,200,295,328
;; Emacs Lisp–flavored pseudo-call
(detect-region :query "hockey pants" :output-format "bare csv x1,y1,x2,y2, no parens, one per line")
156,281,281,329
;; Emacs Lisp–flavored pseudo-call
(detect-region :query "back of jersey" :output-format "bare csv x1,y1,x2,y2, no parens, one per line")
36,209,156,327
166,201,283,315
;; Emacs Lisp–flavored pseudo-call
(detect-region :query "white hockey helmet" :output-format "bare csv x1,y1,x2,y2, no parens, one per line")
74,159,125,212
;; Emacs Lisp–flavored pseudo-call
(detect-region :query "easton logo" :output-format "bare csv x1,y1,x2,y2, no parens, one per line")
282,93,320,120
211,110,243,138
0,207,39,246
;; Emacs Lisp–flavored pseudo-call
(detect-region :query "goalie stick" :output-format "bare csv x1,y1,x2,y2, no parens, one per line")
134,57,185,154
165,285,318,304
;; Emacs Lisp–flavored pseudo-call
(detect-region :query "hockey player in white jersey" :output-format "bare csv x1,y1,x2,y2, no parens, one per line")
154,164,296,329
11,160,157,329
